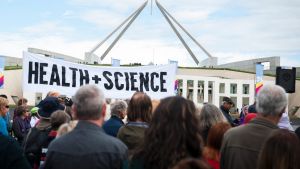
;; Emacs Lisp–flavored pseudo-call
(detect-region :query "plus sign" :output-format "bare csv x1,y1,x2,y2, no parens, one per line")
92,75,102,84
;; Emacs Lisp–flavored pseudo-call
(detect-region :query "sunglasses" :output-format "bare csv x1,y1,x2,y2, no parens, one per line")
5,105,9,108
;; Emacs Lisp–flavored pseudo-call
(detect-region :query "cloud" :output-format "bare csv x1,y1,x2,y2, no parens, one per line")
21,21,75,37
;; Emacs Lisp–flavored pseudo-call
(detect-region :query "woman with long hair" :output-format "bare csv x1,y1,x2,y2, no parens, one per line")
257,129,300,169
129,96,204,169
117,92,152,153
199,103,226,145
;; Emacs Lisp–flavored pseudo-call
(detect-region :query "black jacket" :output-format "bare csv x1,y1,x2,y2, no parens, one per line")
44,120,128,169
0,134,31,169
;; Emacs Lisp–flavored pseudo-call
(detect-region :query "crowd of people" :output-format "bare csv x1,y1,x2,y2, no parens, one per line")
0,84,300,169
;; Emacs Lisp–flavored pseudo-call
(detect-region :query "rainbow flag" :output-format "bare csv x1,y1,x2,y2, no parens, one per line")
0,73,3,88
255,64,264,94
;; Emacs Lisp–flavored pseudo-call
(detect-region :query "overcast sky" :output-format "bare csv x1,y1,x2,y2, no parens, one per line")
0,0,300,67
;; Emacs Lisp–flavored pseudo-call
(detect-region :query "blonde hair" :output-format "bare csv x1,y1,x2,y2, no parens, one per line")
56,120,78,138
0,97,8,107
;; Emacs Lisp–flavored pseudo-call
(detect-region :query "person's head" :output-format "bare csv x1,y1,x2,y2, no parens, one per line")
14,105,30,118
127,92,152,123
17,98,28,106
136,96,203,169
30,107,39,117
56,120,78,138
46,91,60,98
0,97,9,116
257,129,300,169
38,97,65,119
222,97,234,110
256,85,287,123
172,158,211,169
110,100,128,119
199,103,225,131
72,85,106,121
206,122,231,151
50,110,71,130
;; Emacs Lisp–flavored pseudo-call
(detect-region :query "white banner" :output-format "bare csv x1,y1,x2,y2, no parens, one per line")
23,52,177,99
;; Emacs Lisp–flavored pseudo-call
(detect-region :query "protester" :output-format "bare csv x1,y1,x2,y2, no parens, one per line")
220,84,287,169
30,107,40,127
117,92,152,153
243,113,257,124
199,103,226,145
23,96,65,169
44,85,127,169
17,98,28,106
0,97,9,136
129,96,203,169
103,100,128,137
0,94,12,135
0,134,31,169
172,158,212,169
39,110,71,167
277,111,294,131
203,122,231,169
12,105,31,145
219,97,237,127
257,129,300,169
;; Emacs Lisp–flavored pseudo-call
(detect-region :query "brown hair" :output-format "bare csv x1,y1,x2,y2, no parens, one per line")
14,105,29,117
17,98,28,106
133,96,203,169
257,129,300,169
127,92,152,123
50,110,71,130
203,122,231,161
172,158,211,169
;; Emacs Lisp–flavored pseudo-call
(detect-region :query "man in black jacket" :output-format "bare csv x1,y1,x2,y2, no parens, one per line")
220,97,238,127
44,85,128,169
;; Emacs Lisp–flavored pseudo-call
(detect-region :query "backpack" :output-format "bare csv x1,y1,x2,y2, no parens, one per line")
23,127,51,168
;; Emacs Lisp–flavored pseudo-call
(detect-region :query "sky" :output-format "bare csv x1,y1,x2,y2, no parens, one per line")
0,0,300,67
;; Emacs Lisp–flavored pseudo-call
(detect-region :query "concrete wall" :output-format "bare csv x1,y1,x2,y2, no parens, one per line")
28,48,84,64
216,56,280,75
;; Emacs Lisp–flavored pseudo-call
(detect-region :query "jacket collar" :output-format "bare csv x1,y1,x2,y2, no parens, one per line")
76,120,105,132
249,117,278,129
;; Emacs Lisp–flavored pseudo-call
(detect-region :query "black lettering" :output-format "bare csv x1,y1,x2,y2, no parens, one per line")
130,72,138,91
160,72,167,92
150,72,159,92
40,63,48,85
62,66,70,87
125,72,130,91
103,71,113,89
69,68,78,87
139,72,149,92
79,69,89,86
28,62,39,84
114,72,124,90
49,64,60,85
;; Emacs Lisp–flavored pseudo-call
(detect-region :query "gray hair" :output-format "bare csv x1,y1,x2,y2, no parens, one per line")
110,100,127,117
199,103,225,131
256,84,287,116
73,85,105,120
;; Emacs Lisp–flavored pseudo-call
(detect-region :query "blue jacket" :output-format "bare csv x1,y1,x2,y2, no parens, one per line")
0,116,8,136
103,116,124,137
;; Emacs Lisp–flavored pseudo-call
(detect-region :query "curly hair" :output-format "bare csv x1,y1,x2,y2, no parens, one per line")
133,96,203,169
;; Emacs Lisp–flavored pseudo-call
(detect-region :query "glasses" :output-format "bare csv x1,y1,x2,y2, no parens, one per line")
5,105,9,108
